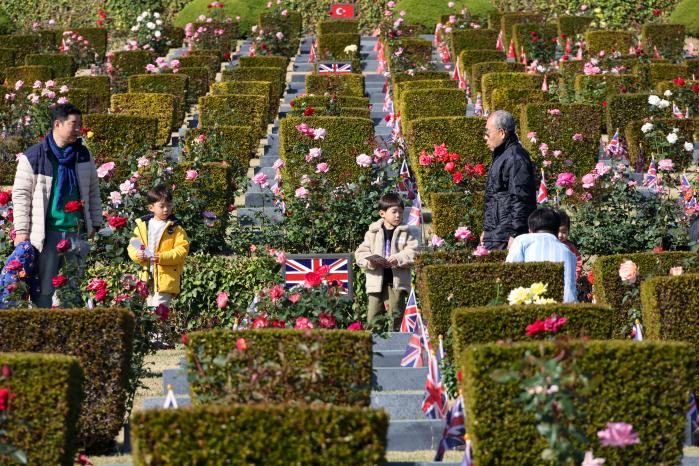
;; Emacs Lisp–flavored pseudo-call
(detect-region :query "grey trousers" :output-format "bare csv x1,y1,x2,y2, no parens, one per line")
33,231,88,308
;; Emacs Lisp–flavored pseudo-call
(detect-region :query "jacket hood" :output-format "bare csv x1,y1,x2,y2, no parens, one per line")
138,214,182,226
368,219,410,233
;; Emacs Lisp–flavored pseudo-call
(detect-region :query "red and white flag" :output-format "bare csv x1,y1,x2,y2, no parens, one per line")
520,46,527,66
507,39,516,59
653,45,662,59
329,4,354,18
541,74,548,92
309,40,317,63
565,37,572,54
495,30,503,51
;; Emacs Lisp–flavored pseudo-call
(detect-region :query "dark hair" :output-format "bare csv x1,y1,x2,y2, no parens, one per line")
51,103,82,125
528,207,561,234
558,209,571,230
147,185,173,204
379,192,404,211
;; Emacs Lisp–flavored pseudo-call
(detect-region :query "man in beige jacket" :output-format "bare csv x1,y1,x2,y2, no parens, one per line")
12,104,102,307
355,193,419,330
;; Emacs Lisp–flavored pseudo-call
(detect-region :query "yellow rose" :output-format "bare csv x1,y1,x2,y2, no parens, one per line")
529,282,548,297
87,131,94,138
508,287,531,305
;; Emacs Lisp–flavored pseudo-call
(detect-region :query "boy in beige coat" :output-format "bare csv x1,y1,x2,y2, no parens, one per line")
355,193,418,330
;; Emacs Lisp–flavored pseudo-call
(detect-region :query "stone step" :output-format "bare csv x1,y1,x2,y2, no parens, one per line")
373,349,406,367
372,391,425,420
373,331,412,351
245,192,275,208
162,367,188,395
235,207,285,225
387,419,444,451
374,367,428,392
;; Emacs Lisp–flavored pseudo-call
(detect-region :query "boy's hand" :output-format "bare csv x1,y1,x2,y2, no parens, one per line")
151,254,160,264
387,256,399,268
136,250,147,261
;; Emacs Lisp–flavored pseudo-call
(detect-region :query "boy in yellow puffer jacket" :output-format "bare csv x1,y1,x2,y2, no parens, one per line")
127,185,189,307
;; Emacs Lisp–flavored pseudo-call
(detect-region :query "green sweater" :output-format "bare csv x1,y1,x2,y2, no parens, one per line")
45,150,81,232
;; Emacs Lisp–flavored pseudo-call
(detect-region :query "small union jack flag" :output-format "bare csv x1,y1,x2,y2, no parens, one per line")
681,173,691,190
689,391,698,436
537,169,548,204
673,102,685,119
318,62,353,74
422,348,448,419
400,288,418,333
644,158,657,188
399,158,410,179
407,193,422,226
401,312,424,367
434,395,466,461
284,256,349,292
606,129,620,156
383,91,394,113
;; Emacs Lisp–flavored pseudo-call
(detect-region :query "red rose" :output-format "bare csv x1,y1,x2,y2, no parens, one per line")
444,162,455,173
271,320,286,328
652,8,661,16
154,304,169,321
252,316,269,329
452,171,463,184
0,387,9,411
525,320,545,337
318,312,336,329
108,216,128,228
290,100,296,108
303,271,323,288
63,200,83,213
601,101,607,108
673,77,685,87
473,164,486,176
5,260,22,272
6,283,17,293
303,106,315,116
587,270,594,285
347,322,363,331
94,287,109,302
181,334,188,345
86,278,107,292
317,265,330,276
223,52,232,61
0,191,10,206
236,338,247,351
52,275,68,288
56,239,71,253
456,371,463,382
692,84,699,93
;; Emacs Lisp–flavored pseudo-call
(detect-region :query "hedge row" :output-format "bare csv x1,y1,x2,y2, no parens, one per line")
592,251,696,337
556,15,593,37
500,13,543,47
131,403,387,466
461,340,693,465
520,102,600,177
185,126,258,170
391,70,449,103
259,10,303,39
459,49,505,83
420,262,565,341
430,191,484,240
111,93,176,146
641,24,686,61
178,66,209,105
3,65,53,84
198,94,267,136
634,62,688,90
585,30,633,55
625,118,695,171
128,74,189,128
449,29,499,59
470,61,524,96
0,309,134,450
292,95,369,109
238,55,289,71
318,19,360,34
604,92,651,137
56,75,110,96
0,352,83,466
396,79,458,108
222,66,286,116
0,34,42,62
179,53,219,81
452,303,616,355
317,32,360,59
481,72,542,112
186,329,372,406
491,88,544,119
279,115,374,188
25,53,75,77
400,88,466,122
305,73,365,97
210,80,274,122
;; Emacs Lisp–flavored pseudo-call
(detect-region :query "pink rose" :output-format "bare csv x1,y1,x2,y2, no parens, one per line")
252,172,268,187
347,322,363,331
185,169,198,181
318,312,336,328
275,251,286,264
294,317,314,329
288,293,301,303
268,284,285,301
572,133,584,141
430,235,444,247
216,291,229,309
581,173,597,188
473,245,489,257
252,316,269,329
315,162,329,173
658,159,674,171
56,239,71,252
454,226,475,241
97,162,115,178
669,266,684,276
295,186,308,198
595,162,610,176
356,154,372,167
555,172,576,187
236,338,247,351
618,260,639,283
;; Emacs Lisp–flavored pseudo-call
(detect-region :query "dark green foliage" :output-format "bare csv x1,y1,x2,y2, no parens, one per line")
279,115,374,188
131,402,388,466
128,73,189,128
625,118,694,170
500,13,543,46
488,12,503,30
317,32,360,58
111,93,176,146
305,73,365,97
452,304,616,354
604,92,652,136
292,95,369,108
238,55,289,70
178,53,219,81
56,76,110,113
3,65,53,84
173,162,233,220
670,0,699,37
259,10,302,38
318,19,360,34
461,340,693,466
185,126,258,169
198,94,267,135
64,27,107,58
0,353,83,466
556,15,593,37
641,24,686,62
592,251,696,335
0,34,41,62
25,53,75,78
512,23,558,63
178,66,209,105
491,88,544,119
585,30,633,55
459,49,505,82
481,72,543,112
400,88,466,122
109,50,153,93
210,80,274,121
470,61,524,95
0,309,134,450
392,70,450,102
634,62,688,89
431,191,484,239
520,102,600,177
222,66,286,115
187,329,373,405
386,37,432,70
421,262,565,341
0,47,16,69
450,29,499,58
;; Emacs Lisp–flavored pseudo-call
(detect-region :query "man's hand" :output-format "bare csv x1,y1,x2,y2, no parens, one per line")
507,236,514,249
387,256,399,268
14,233,29,246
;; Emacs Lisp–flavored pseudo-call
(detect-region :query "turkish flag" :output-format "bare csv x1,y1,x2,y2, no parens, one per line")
329,4,355,18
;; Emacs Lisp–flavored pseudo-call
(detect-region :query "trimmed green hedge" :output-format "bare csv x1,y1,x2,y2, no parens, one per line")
0,353,83,466
488,12,503,30
0,34,41,62
592,251,696,337
25,53,75,78
317,32,360,59
481,72,542,112
238,55,289,71
459,49,505,82
470,61,524,95
305,73,365,97
64,27,107,58
222,66,286,115
556,15,593,37
178,66,209,105
111,93,176,146
3,65,53,84
178,53,219,81
400,88,466,122
431,191,484,239
0,308,134,450
520,102,600,177
491,88,544,119
395,79,458,108
500,13,543,47
259,10,303,39
210,80,274,121
634,62,688,90
450,29,499,58
83,113,158,179
452,303,616,355
292,95,369,109
421,261,565,341
512,22,558,63
128,74,189,129
626,118,695,171
56,76,110,113
0,47,16,69
173,162,233,220
318,19,360,34
279,115,373,188
641,24,685,61
109,50,153,93
131,403,387,466
585,30,633,56
198,94,267,135
392,70,450,103
406,116,488,200
386,37,432,70
185,126,258,171
461,340,693,466
605,92,652,137
186,329,372,405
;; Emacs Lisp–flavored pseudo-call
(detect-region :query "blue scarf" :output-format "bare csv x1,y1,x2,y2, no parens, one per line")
47,131,79,206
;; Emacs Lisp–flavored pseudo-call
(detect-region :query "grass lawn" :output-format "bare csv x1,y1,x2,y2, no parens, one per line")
395,0,497,29
174,0,268,34
670,0,699,37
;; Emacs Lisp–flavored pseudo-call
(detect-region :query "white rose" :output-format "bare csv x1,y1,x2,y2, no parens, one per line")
658,99,670,109
648,95,661,106
136,16,143,22
147,21,156,29
154,30,162,37
142,11,149,16
685,141,694,152
641,122,654,133
156,19,162,25
131,25,139,32
153,12,160,18
667,132,678,144
664,89,672,97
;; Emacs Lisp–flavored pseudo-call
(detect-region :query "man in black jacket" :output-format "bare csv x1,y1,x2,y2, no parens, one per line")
481,110,537,250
